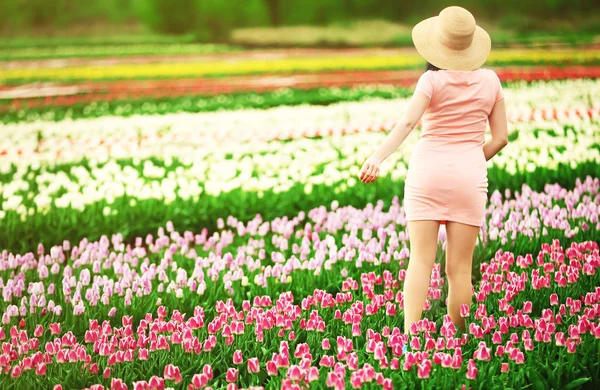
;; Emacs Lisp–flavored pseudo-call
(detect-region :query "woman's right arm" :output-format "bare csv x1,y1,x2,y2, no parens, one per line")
483,98,508,161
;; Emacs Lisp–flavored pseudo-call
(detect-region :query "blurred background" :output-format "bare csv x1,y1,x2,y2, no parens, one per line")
1,0,599,46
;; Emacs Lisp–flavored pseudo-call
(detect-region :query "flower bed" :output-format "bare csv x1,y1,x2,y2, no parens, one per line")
0,190,598,388
1,78,599,253
3,66,599,113
2,49,599,84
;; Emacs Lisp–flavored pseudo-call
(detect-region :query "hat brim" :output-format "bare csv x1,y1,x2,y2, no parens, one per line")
412,16,491,71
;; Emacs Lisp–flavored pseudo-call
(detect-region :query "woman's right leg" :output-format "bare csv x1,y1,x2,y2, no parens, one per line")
403,220,440,335
444,221,480,331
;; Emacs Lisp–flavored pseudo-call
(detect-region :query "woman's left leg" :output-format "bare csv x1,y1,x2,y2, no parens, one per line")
403,220,440,334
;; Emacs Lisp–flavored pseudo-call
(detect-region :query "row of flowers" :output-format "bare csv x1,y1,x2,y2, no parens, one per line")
3,66,600,110
2,78,598,168
1,80,598,253
2,48,599,83
1,116,598,220
0,43,237,61
1,175,599,306
0,188,598,387
4,76,598,125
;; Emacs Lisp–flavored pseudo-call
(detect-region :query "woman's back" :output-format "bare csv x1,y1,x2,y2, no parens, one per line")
415,68,504,148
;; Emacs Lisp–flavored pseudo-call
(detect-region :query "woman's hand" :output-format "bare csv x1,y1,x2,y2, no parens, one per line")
359,156,381,183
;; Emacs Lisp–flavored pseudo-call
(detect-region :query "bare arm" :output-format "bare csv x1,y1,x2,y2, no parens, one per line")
483,98,509,161
359,91,430,183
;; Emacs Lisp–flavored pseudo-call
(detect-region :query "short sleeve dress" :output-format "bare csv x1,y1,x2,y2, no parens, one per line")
403,68,504,227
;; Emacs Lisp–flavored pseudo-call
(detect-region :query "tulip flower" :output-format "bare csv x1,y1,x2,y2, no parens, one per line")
226,368,239,383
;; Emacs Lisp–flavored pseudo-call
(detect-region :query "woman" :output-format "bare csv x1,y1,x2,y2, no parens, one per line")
358,6,509,336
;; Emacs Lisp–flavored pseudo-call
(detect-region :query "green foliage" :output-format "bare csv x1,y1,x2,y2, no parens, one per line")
2,0,598,40
133,0,198,34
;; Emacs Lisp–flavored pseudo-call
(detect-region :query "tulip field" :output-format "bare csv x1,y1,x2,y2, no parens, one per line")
1,46,600,389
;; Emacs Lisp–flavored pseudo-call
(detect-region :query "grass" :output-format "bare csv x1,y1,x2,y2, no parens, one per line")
231,19,600,49
2,19,598,56
0,32,199,49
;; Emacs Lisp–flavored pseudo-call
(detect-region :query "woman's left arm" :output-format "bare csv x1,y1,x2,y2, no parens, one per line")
359,91,431,183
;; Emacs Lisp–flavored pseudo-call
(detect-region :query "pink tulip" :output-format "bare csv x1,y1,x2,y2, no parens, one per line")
474,342,491,361
290,365,306,381
164,364,182,384
466,359,478,380
515,350,525,364
248,357,260,374
460,304,470,318
266,361,278,376
11,365,21,378
202,364,213,380
417,359,432,378
111,378,127,390
410,337,421,350
226,368,238,382
350,371,363,388
35,363,46,376
49,323,60,335
148,376,164,388
501,363,510,373
191,373,208,389
232,350,243,364
138,348,149,360
307,366,319,382
132,382,146,390
34,324,44,337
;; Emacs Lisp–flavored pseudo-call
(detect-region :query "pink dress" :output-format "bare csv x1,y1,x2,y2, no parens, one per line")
404,68,504,227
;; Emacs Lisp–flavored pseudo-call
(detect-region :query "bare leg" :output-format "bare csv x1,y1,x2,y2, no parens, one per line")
444,221,480,331
403,220,440,335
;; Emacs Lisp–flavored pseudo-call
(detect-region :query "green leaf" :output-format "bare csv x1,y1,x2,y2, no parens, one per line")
562,378,591,390
527,369,548,390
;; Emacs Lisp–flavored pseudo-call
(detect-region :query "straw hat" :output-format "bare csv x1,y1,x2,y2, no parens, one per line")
412,6,491,71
